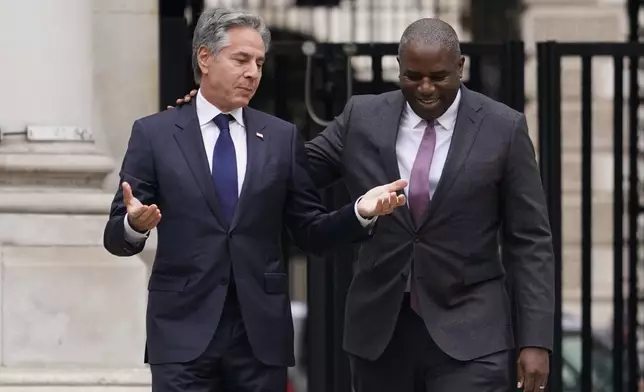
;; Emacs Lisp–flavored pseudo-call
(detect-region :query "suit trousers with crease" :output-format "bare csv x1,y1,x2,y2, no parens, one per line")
150,278,287,392
349,293,511,392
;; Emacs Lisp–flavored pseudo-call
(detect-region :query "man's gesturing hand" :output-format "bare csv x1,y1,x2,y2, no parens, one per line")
357,179,408,218
123,182,162,233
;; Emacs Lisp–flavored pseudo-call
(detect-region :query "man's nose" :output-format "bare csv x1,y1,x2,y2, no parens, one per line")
418,78,436,94
244,63,260,78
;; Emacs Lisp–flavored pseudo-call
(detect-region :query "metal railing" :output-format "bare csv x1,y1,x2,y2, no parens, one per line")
537,41,644,392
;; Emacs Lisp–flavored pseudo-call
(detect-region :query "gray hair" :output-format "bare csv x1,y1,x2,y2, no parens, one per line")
192,8,271,84
398,18,461,58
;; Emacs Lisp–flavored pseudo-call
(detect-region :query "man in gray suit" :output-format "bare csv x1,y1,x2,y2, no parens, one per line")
304,19,554,392
174,17,554,392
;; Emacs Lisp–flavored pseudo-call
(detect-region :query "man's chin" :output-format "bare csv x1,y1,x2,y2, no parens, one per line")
234,95,253,107
411,104,445,121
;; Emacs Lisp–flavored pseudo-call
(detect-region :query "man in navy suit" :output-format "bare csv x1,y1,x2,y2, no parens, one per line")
103,7,407,392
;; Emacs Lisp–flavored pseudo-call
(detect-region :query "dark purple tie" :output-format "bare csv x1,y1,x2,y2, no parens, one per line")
407,122,436,314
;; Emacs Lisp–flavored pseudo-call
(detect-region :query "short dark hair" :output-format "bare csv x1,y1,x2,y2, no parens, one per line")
398,18,461,57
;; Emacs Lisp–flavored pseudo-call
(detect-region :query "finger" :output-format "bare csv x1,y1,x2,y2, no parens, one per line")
138,204,158,222
523,373,536,392
380,194,391,212
129,205,148,220
190,89,197,96
122,182,133,205
148,214,162,229
386,179,409,192
396,194,406,206
517,362,524,389
141,210,162,229
535,372,548,391
374,198,383,214
167,105,174,109
387,191,398,203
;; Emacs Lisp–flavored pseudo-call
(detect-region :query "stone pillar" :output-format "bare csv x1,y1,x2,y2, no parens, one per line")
92,0,160,268
522,0,627,328
0,0,150,390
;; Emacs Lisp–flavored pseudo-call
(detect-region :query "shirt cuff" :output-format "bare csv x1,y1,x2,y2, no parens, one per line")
354,196,378,228
123,214,150,244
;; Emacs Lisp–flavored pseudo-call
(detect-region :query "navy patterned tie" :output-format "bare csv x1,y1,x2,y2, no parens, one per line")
212,113,238,225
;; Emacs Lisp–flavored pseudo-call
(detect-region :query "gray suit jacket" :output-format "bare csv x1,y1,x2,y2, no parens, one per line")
305,86,555,361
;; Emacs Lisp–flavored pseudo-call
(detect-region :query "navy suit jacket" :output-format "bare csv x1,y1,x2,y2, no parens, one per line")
103,101,370,366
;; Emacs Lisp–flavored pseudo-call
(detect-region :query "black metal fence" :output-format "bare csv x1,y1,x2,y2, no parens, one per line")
538,41,644,392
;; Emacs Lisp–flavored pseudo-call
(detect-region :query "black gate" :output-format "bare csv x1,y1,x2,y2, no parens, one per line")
537,41,644,392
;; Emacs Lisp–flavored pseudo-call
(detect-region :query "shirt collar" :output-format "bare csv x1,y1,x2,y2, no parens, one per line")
404,88,461,131
196,89,245,128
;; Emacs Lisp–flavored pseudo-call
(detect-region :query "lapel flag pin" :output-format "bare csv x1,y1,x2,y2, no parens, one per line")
256,132,264,140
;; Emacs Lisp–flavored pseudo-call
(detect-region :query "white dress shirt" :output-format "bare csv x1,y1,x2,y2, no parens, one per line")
399,89,461,290
124,89,372,242
398,88,461,201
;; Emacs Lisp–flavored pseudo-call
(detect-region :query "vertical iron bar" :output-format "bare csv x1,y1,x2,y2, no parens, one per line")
468,55,482,94
500,44,513,109
332,186,354,392
580,55,593,392
551,44,563,392
371,53,384,94
613,54,625,392
514,42,526,113
627,40,640,392
537,42,562,392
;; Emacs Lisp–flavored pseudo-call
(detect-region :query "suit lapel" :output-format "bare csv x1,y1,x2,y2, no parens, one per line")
173,102,226,228
419,87,483,229
229,107,267,231
376,91,415,231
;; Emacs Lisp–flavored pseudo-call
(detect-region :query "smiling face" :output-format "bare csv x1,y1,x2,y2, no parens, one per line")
398,42,464,121
198,26,265,112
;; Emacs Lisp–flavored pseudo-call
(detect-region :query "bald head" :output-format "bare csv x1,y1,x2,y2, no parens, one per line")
396,18,464,121
398,18,461,58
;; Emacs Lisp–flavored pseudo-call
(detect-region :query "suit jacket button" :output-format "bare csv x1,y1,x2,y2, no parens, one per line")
220,277,229,285
414,238,420,243
401,272,409,281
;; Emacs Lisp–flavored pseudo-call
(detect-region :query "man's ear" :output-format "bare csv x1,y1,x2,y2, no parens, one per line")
197,47,211,76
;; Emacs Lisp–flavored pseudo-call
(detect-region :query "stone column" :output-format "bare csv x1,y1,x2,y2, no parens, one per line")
0,0,150,390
